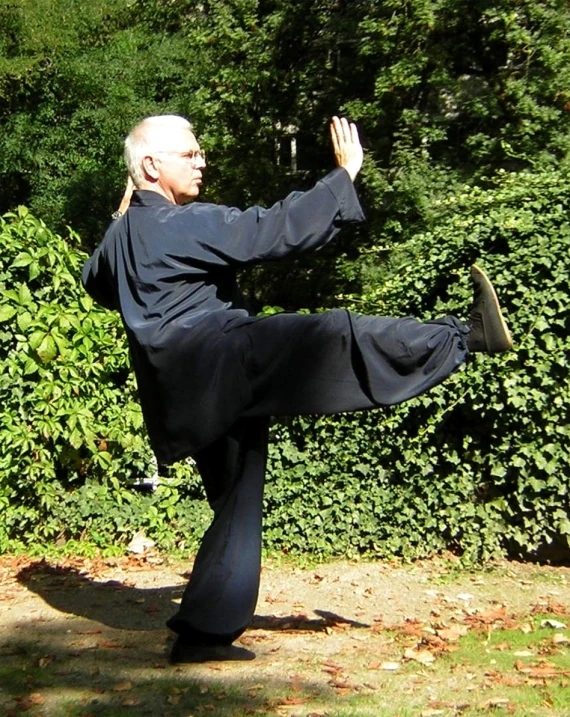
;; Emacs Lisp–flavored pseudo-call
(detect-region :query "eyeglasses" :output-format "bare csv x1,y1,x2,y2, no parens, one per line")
154,149,206,166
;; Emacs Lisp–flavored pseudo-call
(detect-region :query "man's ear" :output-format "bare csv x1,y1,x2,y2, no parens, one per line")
142,155,160,181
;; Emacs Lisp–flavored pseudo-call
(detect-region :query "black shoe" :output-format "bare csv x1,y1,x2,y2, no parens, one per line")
467,264,513,354
169,637,256,664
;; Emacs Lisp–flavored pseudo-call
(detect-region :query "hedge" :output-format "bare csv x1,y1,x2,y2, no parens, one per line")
1,165,569,561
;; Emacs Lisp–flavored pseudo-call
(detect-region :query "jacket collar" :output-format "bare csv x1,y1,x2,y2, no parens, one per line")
130,190,176,208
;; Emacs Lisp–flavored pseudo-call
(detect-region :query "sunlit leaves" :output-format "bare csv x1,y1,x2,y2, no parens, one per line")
0,210,210,552
265,165,570,562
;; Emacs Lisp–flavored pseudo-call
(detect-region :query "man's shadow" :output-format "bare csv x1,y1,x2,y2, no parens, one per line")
17,560,370,633
16,559,182,631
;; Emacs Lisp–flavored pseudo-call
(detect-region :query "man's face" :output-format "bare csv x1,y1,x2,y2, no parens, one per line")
150,127,206,205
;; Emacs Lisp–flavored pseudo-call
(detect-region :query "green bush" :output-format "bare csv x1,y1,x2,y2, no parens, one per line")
1,164,569,562
0,208,209,554
265,165,570,562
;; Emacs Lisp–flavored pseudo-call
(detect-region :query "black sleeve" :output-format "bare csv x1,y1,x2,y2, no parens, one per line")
81,244,118,311
172,168,365,266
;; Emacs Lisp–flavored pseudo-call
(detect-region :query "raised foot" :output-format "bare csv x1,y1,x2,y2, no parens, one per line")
467,264,513,354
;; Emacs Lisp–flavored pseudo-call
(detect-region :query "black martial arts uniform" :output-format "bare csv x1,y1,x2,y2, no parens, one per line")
83,167,469,645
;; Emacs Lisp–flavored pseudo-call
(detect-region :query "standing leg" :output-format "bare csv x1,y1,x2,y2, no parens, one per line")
167,416,269,662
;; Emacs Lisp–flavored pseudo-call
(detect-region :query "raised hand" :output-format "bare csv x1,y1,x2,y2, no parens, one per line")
330,116,363,181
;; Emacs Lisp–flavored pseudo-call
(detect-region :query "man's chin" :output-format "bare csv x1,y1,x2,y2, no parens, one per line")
177,189,200,205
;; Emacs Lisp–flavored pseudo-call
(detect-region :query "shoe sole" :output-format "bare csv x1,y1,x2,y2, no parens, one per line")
169,641,256,664
471,264,513,351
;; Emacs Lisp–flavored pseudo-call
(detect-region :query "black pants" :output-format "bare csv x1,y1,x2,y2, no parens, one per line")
166,311,469,643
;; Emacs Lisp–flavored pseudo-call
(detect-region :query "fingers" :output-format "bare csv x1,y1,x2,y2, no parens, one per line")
330,115,363,181
330,116,360,147
331,116,348,146
350,121,360,145
330,116,341,154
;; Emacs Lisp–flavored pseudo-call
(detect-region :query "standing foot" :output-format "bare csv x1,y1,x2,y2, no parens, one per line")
467,264,513,354
169,637,256,664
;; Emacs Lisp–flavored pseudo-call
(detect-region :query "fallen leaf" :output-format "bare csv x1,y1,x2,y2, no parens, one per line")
112,681,133,692
532,600,568,616
38,655,54,668
428,700,469,711
540,619,567,629
321,660,343,673
479,697,512,709
28,693,45,706
329,680,354,692
528,665,566,679
276,696,308,705
490,642,511,652
404,648,436,665
514,660,568,679
76,629,102,635
145,555,164,565
437,625,468,642
121,697,140,706
264,594,286,604
465,605,507,628
380,661,400,671
16,693,46,710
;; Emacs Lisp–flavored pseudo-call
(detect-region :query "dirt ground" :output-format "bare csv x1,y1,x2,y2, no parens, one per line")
1,552,569,715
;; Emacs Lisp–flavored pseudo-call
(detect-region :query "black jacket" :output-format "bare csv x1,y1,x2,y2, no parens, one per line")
82,167,365,464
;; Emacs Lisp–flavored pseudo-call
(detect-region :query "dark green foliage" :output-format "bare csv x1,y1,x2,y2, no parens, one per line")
265,165,570,561
2,0,569,307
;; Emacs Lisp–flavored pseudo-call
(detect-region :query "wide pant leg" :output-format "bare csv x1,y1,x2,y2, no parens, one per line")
167,311,469,643
235,310,470,417
166,416,269,643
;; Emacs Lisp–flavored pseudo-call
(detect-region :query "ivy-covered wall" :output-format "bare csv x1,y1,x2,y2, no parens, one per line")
1,164,569,561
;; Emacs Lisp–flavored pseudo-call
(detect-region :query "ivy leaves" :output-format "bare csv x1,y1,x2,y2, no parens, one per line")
1,162,569,561
264,166,570,563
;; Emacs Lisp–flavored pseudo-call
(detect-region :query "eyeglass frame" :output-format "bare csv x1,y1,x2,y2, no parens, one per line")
152,149,206,166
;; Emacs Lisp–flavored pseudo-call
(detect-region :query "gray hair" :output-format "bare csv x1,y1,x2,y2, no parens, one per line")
124,115,194,186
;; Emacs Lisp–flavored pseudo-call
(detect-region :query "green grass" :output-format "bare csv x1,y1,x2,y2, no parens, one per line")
3,613,569,717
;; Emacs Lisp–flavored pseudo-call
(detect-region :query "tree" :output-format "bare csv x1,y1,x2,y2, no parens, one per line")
1,0,569,306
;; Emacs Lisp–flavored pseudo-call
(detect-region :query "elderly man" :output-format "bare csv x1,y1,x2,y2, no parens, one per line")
83,114,511,663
